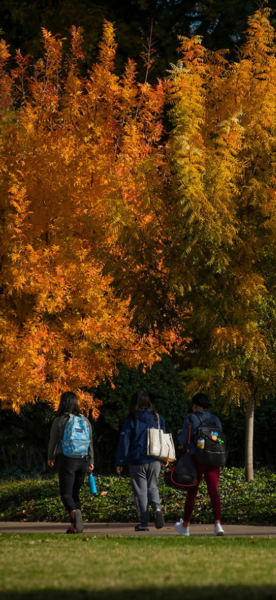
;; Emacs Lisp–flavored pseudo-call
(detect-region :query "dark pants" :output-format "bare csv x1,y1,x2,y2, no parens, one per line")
183,454,221,522
58,454,88,516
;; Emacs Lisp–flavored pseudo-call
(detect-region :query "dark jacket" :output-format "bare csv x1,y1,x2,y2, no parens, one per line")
178,410,222,455
116,408,166,466
48,413,94,463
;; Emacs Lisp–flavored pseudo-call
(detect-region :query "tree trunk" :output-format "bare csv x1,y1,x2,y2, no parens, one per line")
245,395,254,482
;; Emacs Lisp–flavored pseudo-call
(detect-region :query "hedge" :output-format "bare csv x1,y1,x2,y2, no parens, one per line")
0,468,276,525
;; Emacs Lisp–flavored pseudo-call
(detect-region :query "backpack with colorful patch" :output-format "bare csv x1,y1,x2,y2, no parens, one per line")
62,414,90,458
193,414,227,467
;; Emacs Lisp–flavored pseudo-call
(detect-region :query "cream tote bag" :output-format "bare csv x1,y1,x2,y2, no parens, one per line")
147,414,176,461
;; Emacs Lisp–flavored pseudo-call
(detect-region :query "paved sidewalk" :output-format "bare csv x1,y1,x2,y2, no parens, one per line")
1,522,276,537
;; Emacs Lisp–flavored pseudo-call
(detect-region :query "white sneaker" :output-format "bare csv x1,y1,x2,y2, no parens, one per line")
214,523,225,536
174,518,190,536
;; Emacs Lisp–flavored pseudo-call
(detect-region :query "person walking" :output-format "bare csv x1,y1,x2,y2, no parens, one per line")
174,392,225,537
48,391,94,534
116,390,167,531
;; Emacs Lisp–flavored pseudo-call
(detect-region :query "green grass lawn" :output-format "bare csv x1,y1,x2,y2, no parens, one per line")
1,534,276,600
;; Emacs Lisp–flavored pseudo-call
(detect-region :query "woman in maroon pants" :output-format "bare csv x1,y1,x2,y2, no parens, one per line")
174,392,224,537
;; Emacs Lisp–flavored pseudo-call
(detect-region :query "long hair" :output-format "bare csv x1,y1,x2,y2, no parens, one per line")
128,390,157,421
57,391,81,416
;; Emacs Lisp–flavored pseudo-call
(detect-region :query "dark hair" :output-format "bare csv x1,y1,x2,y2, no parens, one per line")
57,391,81,416
191,392,211,410
128,390,157,421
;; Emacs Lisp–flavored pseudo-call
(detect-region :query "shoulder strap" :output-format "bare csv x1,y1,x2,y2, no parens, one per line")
156,414,160,430
195,413,204,425
186,415,193,453
190,412,204,428
196,413,219,427
60,414,71,440
211,414,219,426
194,413,217,427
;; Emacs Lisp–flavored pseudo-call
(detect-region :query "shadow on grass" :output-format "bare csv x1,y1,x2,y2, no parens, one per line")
0,587,276,600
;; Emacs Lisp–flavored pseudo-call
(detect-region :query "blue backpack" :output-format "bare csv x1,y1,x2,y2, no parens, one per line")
62,415,90,458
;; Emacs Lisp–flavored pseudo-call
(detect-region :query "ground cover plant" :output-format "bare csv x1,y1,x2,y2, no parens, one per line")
1,468,276,525
0,534,276,600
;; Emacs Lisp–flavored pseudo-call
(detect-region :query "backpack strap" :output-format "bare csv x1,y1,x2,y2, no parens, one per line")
59,414,71,441
186,415,193,454
194,412,216,427
195,413,204,426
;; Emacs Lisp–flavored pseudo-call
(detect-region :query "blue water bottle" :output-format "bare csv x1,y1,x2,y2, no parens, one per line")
88,473,97,495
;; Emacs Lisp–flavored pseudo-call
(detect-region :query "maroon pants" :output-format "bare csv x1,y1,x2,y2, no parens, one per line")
183,454,221,522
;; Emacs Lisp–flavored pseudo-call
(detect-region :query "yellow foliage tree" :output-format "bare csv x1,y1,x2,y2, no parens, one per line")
167,8,276,480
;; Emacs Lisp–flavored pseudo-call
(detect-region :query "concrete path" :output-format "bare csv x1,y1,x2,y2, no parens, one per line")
0,522,276,537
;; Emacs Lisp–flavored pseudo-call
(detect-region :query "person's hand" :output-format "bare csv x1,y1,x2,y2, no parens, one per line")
116,466,123,475
88,464,94,472
161,460,169,468
48,460,55,467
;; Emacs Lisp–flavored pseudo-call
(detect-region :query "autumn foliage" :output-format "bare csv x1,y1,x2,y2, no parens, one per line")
167,8,276,400
165,7,276,479
1,5,276,457
0,23,185,412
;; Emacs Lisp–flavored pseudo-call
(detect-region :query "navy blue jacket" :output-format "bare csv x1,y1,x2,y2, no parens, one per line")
178,410,222,455
116,408,166,466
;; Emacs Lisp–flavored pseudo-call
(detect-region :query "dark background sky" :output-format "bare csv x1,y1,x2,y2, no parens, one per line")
1,1,276,80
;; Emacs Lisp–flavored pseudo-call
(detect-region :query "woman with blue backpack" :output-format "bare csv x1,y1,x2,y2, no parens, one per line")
48,391,94,534
174,392,225,537
116,390,168,531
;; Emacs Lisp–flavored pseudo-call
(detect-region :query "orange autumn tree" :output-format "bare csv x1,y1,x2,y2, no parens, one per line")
0,23,184,413
167,7,276,480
